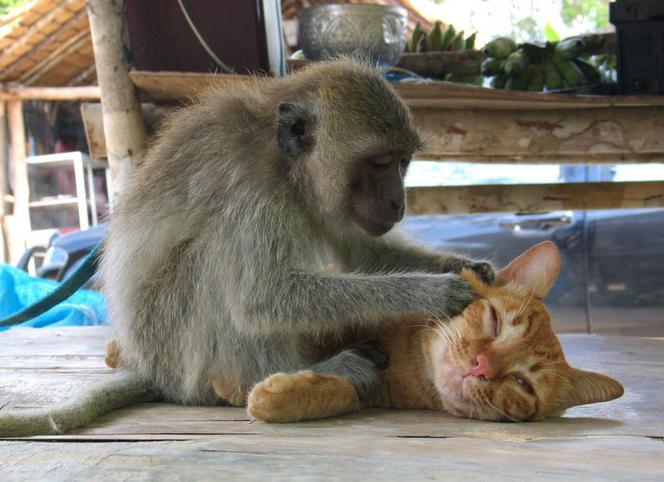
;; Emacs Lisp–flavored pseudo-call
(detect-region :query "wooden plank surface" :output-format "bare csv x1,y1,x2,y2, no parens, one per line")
0,327,663,480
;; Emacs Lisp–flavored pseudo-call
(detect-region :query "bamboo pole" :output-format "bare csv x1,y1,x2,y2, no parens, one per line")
0,101,7,263
87,0,147,199
0,85,101,101
7,99,29,263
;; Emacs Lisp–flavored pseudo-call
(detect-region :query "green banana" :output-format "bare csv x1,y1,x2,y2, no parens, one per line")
483,37,517,59
465,32,477,50
450,30,466,51
505,73,530,91
409,22,425,53
428,21,444,51
573,58,601,84
440,25,456,50
505,50,528,76
520,42,548,62
553,53,587,86
526,65,546,91
481,58,505,76
490,74,508,89
543,58,563,91
555,37,586,60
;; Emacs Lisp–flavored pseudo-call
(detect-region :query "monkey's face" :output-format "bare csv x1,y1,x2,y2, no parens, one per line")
276,64,421,236
347,152,411,236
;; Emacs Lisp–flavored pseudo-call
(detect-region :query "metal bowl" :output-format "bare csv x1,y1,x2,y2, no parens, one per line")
298,4,408,66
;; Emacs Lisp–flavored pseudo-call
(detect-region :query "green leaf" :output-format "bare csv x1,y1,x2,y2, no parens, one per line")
543,22,561,42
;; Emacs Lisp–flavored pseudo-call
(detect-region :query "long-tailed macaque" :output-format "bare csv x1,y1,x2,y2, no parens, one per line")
0,59,492,436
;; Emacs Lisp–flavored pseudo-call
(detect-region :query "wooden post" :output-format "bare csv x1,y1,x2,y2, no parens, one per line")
0,101,7,263
7,99,29,263
86,0,147,200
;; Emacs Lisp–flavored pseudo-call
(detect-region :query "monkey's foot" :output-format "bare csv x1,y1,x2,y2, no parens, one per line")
212,377,247,407
105,339,121,369
247,371,361,423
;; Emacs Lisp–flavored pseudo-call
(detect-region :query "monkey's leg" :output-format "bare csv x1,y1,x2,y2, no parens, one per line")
247,345,385,423
212,377,248,407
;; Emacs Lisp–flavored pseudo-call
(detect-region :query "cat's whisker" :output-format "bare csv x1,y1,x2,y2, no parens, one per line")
485,398,520,423
513,288,534,321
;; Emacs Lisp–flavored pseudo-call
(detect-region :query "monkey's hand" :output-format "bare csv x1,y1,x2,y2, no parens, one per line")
423,273,477,318
447,258,495,285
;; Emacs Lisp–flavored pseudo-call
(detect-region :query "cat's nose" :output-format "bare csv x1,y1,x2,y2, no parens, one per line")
466,354,496,380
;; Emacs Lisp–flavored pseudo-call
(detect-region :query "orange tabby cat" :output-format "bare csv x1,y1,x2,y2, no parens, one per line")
247,242,624,422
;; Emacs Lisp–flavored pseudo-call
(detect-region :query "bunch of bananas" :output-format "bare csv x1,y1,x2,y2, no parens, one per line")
404,22,483,85
405,21,477,54
481,34,606,91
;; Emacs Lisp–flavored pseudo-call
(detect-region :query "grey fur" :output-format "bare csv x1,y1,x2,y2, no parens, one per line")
0,372,156,437
0,60,490,436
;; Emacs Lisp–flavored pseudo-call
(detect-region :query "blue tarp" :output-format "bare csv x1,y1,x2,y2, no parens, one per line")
0,264,107,331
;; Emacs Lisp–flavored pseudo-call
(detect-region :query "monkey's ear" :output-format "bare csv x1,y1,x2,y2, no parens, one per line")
277,102,315,157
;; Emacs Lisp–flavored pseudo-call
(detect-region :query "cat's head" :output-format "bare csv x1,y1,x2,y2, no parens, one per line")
426,241,624,422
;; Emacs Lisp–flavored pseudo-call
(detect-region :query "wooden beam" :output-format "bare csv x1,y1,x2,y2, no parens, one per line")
7,99,29,263
127,70,664,109
0,9,88,80
129,70,249,102
0,84,100,101
68,64,96,86
0,101,7,263
0,0,77,65
87,0,147,199
397,51,484,77
20,30,90,85
407,181,664,215
413,106,664,163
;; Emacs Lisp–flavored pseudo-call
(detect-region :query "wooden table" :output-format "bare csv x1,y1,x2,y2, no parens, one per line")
1,326,663,480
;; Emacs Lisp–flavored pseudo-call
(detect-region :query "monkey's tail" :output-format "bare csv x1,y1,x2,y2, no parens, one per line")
0,370,158,437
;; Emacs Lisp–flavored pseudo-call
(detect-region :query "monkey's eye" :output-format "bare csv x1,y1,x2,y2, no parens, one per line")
370,155,393,170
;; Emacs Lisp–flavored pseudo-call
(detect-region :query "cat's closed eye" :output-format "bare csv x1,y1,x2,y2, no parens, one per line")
512,374,535,395
489,304,501,338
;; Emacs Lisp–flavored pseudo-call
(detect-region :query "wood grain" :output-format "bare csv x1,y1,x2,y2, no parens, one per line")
408,181,664,214
0,327,662,480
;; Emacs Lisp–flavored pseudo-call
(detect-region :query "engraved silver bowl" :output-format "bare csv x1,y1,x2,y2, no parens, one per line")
298,4,408,66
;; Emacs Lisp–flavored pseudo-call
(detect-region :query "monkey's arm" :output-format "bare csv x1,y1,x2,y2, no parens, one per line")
240,271,474,336
340,229,495,283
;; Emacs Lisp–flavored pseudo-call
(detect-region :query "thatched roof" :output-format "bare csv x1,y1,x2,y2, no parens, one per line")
0,0,433,88
0,0,94,87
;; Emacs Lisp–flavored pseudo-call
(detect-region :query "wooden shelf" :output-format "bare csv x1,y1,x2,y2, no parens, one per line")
77,70,664,214
28,198,79,208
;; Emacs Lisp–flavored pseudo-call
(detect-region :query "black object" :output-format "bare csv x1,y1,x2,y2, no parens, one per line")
0,242,102,328
126,1,271,75
610,0,664,94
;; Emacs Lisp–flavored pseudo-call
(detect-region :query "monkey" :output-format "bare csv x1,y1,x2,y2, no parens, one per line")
0,59,493,436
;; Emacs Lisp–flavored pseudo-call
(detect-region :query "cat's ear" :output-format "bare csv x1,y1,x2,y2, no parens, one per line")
497,241,560,298
552,368,624,413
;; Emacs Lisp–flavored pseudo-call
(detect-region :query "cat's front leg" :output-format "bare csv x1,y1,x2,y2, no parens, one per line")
247,344,386,422
247,370,360,422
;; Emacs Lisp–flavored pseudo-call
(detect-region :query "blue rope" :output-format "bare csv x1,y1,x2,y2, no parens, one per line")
0,242,102,327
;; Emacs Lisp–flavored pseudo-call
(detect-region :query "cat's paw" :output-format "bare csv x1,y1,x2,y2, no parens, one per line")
247,371,360,423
